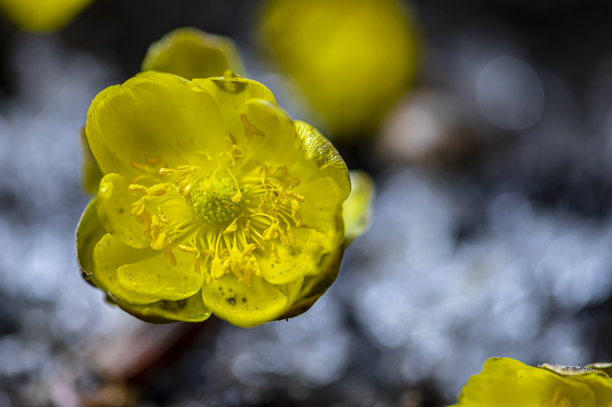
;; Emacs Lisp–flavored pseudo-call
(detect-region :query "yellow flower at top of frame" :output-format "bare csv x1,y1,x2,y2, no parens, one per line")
257,0,420,138
452,357,612,407
0,0,93,32
76,70,351,328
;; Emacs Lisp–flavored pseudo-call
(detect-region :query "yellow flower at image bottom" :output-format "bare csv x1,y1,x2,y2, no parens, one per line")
77,71,351,328
452,358,612,407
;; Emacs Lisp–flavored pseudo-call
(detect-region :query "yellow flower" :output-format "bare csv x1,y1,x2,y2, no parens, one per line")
77,70,351,327
452,357,612,407
141,27,245,81
0,0,93,32
257,0,421,138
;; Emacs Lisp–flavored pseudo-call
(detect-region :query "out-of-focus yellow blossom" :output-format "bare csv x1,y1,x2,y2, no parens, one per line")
142,28,245,81
77,70,354,327
0,0,93,32
257,0,420,138
452,357,612,407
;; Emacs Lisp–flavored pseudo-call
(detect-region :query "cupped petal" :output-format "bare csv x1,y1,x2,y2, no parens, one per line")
259,228,331,285
241,98,300,164
93,234,161,305
142,27,244,80
117,249,204,301
586,363,612,377
117,294,211,324
452,358,542,407
76,198,106,281
451,357,610,407
202,275,302,328
193,76,297,155
86,71,224,177
97,173,148,249
294,120,350,200
343,170,375,245
297,176,345,231
540,364,612,405
280,244,343,319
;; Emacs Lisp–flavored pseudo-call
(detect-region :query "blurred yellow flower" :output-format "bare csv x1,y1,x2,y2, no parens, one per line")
257,0,420,138
142,27,245,81
452,357,612,407
0,0,93,32
77,70,352,327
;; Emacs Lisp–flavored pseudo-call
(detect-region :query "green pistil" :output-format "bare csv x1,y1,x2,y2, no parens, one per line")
191,176,243,224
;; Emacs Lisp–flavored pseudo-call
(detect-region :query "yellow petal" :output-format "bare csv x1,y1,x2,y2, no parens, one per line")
259,228,329,285
93,234,161,305
142,27,244,80
202,275,302,328
452,358,606,407
281,245,343,319
540,364,612,406
297,176,344,230
86,71,223,177
194,76,304,167
343,170,375,245
294,120,350,200
117,249,204,301
118,294,211,323
0,0,93,32
242,98,300,164
96,173,148,249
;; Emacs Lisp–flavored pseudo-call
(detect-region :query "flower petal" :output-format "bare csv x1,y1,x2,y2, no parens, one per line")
343,170,375,245
281,245,343,319
118,294,211,323
76,198,105,280
259,228,329,284
297,175,345,230
452,357,603,407
117,249,204,301
86,71,224,177
294,120,350,200
93,234,161,305
202,275,302,328
142,27,244,80
97,173,148,249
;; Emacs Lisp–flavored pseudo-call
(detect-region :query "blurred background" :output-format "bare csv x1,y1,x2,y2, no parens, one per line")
1,0,612,406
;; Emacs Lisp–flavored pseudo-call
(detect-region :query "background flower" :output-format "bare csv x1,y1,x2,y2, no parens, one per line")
0,0,93,32
257,0,420,139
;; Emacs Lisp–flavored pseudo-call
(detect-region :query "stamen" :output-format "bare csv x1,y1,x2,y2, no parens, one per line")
241,114,265,138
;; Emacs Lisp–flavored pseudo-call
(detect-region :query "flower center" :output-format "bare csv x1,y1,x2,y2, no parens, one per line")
190,176,243,224
127,119,306,286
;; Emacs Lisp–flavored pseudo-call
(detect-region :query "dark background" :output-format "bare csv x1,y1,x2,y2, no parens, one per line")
1,1,612,406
